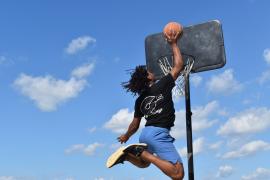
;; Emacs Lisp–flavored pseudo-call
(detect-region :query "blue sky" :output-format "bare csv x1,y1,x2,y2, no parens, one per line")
1,0,270,180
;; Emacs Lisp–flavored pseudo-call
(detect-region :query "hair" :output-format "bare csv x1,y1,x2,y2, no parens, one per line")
121,65,150,96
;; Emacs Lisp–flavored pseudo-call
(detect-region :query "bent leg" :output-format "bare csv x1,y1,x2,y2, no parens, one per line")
140,150,184,180
126,153,150,168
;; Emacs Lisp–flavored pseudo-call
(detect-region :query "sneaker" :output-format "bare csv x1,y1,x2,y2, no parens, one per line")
123,143,147,157
106,146,127,168
106,143,147,168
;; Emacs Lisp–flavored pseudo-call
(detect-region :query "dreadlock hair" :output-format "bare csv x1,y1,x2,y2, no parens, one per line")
121,65,150,96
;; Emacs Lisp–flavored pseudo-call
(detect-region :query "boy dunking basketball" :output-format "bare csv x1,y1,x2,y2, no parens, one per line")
108,23,184,180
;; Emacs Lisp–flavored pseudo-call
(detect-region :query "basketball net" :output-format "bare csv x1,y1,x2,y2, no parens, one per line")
157,56,194,96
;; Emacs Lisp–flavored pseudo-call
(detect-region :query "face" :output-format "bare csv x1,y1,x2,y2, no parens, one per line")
147,70,155,82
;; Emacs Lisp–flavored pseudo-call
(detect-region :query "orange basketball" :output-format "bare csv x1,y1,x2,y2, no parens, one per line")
163,22,182,37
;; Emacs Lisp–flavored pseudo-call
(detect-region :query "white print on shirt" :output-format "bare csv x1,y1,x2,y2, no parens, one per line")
140,94,164,117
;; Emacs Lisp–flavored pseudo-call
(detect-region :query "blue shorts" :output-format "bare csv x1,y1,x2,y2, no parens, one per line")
139,126,182,164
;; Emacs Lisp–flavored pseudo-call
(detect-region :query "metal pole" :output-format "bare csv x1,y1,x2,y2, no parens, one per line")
185,73,194,180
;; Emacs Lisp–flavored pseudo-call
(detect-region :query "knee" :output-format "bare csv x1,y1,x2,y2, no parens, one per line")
172,171,184,180
171,162,184,180
138,161,151,168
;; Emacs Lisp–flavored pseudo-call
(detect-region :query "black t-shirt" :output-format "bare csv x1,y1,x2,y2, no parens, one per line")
134,73,176,129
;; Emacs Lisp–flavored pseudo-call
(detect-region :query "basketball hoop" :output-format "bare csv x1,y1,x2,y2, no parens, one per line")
157,56,194,96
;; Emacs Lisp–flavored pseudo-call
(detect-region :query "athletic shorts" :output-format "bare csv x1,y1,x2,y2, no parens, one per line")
139,126,182,164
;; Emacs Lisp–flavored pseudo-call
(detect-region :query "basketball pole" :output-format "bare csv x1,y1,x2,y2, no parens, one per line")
184,73,195,180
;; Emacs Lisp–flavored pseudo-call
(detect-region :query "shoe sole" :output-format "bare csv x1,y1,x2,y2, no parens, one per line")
106,143,147,168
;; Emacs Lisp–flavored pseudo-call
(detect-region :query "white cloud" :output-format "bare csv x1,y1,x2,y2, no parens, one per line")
94,178,105,180
242,99,252,105
221,140,270,159
217,107,270,136
65,144,85,154
65,142,103,156
14,75,86,111
242,167,270,180
171,101,219,139
71,63,94,79
65,36,96,55
0,55,14,66
209,141,223,150
52,176,76,180
263,48,270,65
84,143,104,156
224,137,254,150
206,69,243,95
87,127,97,133
190,74,202,87
216,166,233,178
64,178,76,180
258,70,270,84
66,177,75,180
0,177,16,180
179,137,205,157
14,63,94,112
216,165,233,178
104,108,134,134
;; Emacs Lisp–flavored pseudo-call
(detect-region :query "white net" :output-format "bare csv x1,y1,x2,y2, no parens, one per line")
157,56,194,96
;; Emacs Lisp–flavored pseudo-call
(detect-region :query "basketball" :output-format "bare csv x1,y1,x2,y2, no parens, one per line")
163,22,182,37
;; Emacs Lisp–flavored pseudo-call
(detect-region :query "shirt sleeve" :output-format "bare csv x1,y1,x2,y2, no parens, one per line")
156,73,175,90
134,98,144,118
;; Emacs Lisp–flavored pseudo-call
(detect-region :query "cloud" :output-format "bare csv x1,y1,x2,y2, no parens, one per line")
242,168,270,180
14,63,94,111
64,178,76,180
52,176,76,180
263,48,270,65
221,140,270,159
71,63,95,79
87,127,97,133
216,165,234,178
190,74,202,87
104,108,147,134
206,69,243,95
84,143,104,156
217,107,270,136
171,101,219,139
104,108,134,134
65,142,103,156
14,75,86,111
209,141,223,150
65,36,96,55
65,144,85,154
94,178,105,180
179,137,205,157
0,177,16,180
258,70,270,84
0,55,14,66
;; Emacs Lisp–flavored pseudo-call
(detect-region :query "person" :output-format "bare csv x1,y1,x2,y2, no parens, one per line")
114,25,184,180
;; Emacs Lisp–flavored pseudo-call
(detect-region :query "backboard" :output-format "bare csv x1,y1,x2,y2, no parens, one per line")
145,20,226,80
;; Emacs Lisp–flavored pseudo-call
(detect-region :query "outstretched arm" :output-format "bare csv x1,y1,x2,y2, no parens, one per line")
118,117,141,144
170,43,184,80
164,27,184,80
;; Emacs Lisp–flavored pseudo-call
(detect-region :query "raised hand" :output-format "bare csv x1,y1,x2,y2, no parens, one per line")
163,22,183,44
117,134,129,144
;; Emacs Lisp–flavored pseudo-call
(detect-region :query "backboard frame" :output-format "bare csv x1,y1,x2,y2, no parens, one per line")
145,20,226,80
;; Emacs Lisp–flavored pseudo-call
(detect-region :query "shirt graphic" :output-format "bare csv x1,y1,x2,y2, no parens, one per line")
140,94,164,117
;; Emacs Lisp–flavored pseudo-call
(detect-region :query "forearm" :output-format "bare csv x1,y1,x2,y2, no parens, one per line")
172,43,184,73
125,120,140,138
